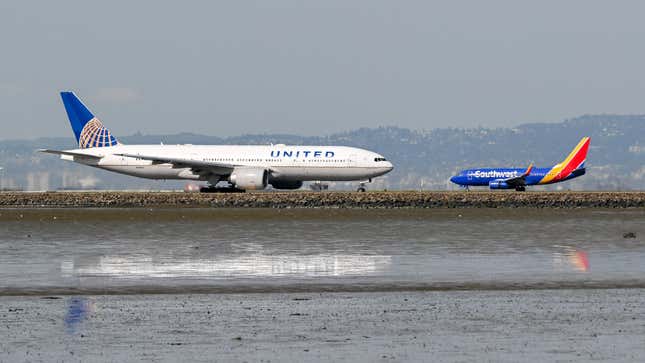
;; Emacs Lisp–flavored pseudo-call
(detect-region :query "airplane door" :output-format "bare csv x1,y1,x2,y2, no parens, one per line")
298,154,310,178
348,153,358,166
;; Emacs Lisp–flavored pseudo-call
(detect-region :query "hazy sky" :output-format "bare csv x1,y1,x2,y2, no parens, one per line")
2,1,645,139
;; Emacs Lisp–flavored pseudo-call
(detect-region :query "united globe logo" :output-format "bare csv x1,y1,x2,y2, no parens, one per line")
78,118,118,149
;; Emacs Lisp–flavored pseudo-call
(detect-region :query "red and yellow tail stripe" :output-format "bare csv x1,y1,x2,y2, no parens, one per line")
539,137,590,184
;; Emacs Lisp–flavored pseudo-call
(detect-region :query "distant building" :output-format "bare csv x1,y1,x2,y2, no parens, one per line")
61,171,99,190
0,169,20,190
27,172,49,191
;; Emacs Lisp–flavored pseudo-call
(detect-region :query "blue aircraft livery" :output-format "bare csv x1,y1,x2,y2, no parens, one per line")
450,137,590,191
60,91,119,149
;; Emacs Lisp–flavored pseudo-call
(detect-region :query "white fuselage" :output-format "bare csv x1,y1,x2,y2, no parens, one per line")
61,144,393,184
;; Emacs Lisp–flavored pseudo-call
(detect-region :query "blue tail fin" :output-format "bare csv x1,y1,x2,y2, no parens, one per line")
60,91,119,149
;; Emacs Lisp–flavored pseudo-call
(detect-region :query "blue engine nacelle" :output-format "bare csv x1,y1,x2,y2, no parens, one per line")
489,180,511,189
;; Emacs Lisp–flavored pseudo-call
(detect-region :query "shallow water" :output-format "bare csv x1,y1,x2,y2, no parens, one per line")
2,208,645,361
1,208,643,293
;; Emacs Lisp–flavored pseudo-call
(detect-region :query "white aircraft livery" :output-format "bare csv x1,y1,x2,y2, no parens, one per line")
41,92,393,191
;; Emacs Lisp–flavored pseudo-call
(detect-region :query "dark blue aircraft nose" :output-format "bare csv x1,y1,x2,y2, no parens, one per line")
450,176,460,184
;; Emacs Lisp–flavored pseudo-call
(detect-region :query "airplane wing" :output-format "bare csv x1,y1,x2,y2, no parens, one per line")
115,153,236,176
498,164,533,187
38,149,102,160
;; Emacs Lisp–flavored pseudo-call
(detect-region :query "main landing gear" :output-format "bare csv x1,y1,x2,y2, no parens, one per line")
515,186,526,192
200,183,246,193
356,179,372,192
310,181,329,191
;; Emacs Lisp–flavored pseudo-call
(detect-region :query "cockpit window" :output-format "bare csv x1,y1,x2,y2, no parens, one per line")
374,157,387,162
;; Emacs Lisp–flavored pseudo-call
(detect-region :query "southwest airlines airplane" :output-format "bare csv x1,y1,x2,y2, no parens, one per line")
450,137,590,191
41,92,393,191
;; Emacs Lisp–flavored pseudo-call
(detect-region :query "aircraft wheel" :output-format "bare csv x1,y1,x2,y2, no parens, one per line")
357,186,366,192
515,186,526,192
200,186,246,193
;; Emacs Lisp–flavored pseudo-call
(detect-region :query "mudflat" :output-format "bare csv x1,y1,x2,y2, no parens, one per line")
2,289,644,362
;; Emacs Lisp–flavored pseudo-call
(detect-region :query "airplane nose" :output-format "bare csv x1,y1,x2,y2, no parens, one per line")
450,176,459,184
386,162,394,171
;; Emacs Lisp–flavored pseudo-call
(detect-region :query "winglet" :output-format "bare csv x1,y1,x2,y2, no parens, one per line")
522,163,534,177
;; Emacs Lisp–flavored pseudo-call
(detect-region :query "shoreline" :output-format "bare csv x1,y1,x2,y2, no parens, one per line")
0,191,643,208
3,280,645,297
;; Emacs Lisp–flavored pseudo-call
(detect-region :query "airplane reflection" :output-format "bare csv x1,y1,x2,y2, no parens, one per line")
552,245,589,272
65,297,95,334
61,254,392,279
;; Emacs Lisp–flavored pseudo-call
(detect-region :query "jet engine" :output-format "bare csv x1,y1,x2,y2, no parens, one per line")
270,180,303,190
229,167,268,190
488,180,510,189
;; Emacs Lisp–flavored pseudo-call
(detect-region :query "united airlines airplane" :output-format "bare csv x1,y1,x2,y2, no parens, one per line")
450,137,590,191
41,92,393,192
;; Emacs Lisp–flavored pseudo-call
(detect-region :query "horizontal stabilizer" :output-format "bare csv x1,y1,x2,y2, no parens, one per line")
38,149,102,159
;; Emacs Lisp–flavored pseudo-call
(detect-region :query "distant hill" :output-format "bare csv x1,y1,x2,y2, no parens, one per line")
1,115,643,190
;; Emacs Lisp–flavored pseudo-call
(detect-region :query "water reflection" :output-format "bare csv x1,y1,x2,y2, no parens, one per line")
65,297,95,334
552,245,589,272
62,254,392,279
